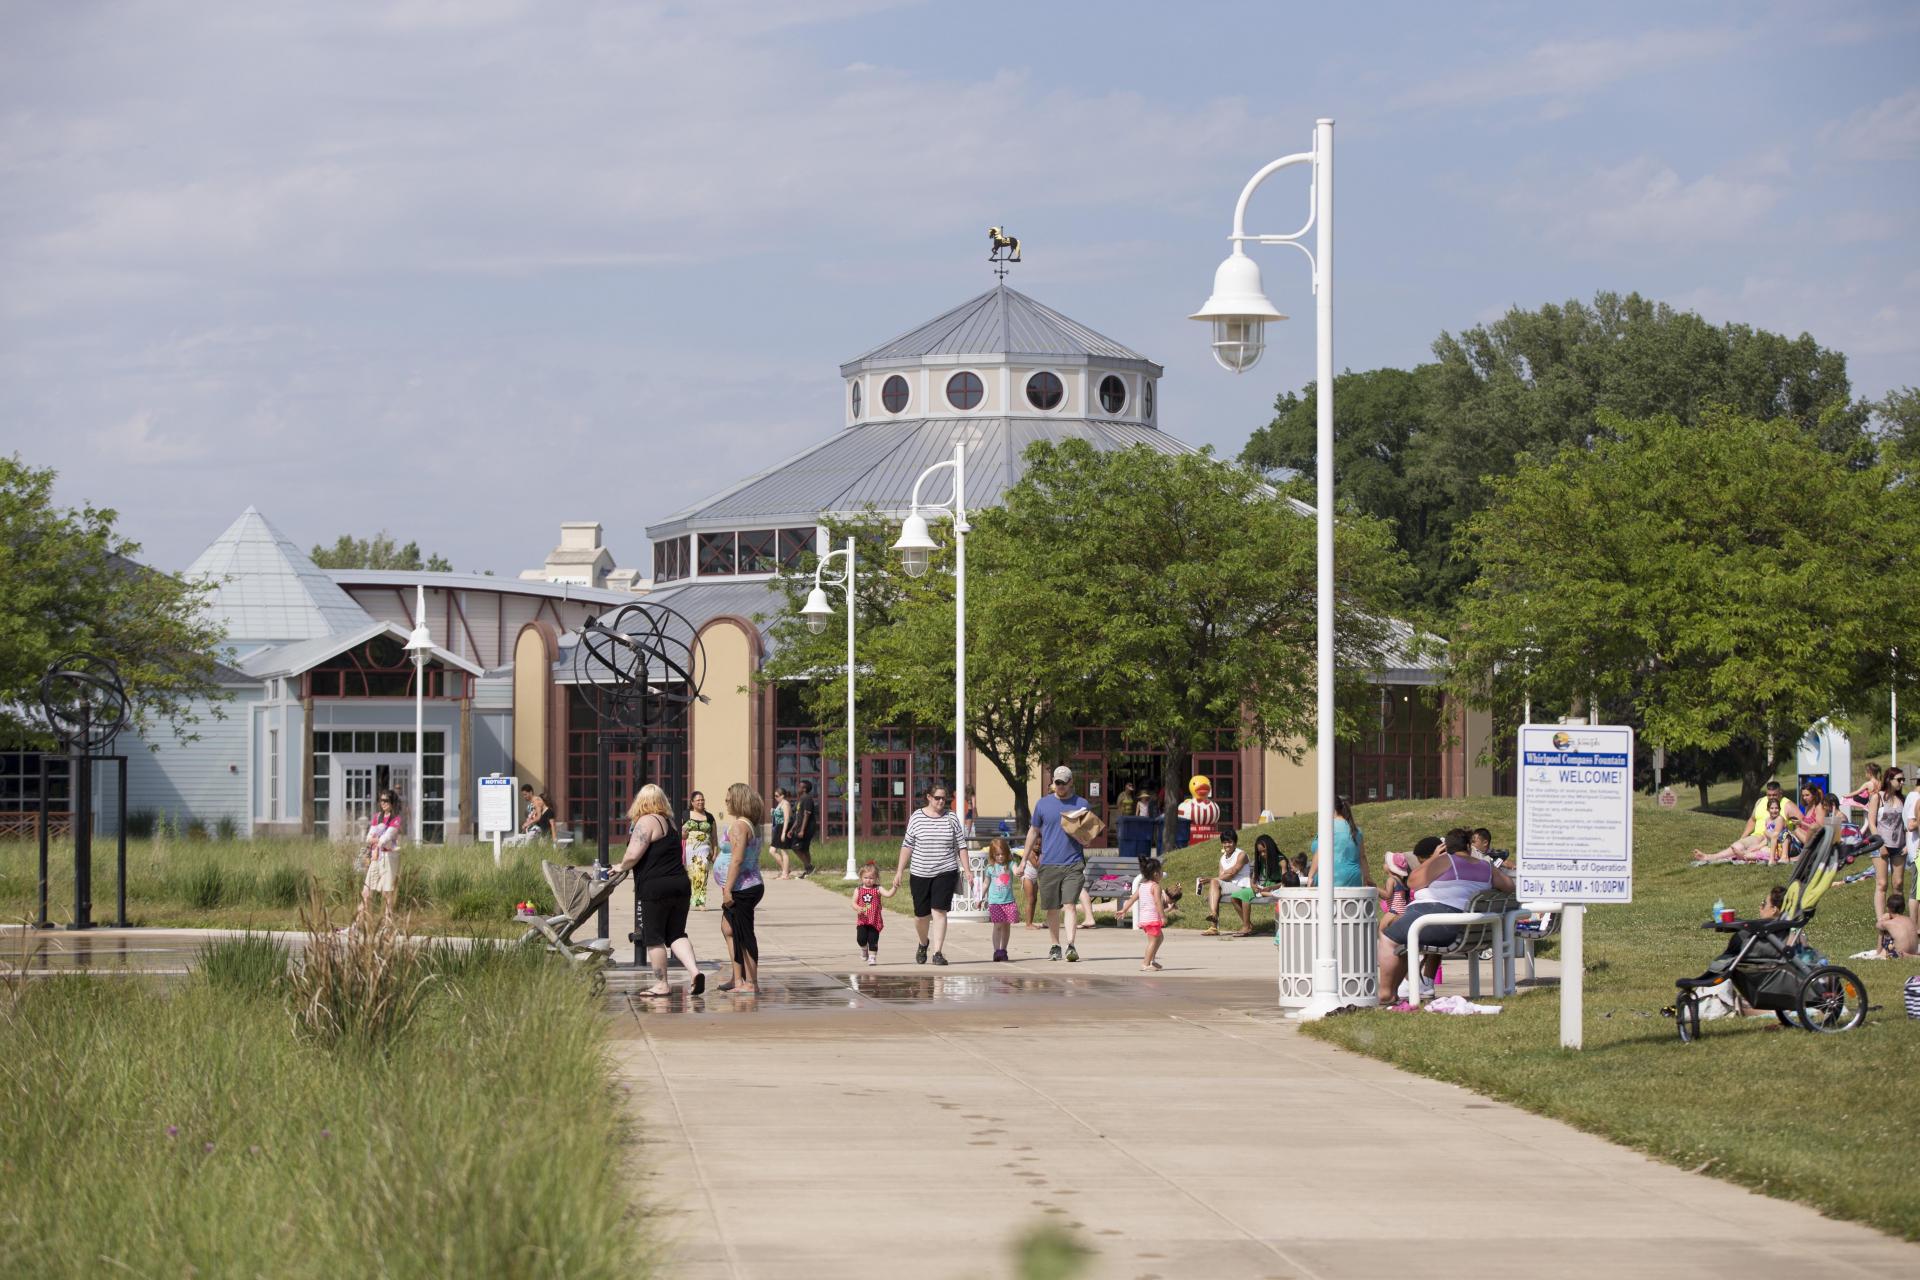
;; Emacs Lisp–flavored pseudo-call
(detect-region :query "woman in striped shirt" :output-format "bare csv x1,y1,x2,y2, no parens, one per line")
890,784,973,967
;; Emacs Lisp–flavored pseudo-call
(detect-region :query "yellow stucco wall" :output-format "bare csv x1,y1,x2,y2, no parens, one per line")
511,627,550,794
1464,702,1495,796
1264,741,1317,817
972,759,1018,820
693,621,754,799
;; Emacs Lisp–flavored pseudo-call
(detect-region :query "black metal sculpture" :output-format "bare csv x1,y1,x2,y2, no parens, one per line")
570,603,706,936
37,654,132,930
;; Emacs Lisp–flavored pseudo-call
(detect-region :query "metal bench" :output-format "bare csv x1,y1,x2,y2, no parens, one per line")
1513,900,1563,984
1404,889,1518,1006
1084,853,1142,904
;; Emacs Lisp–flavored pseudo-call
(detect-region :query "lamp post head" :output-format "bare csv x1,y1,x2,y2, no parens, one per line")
892,511,937,579
800,585,834,634
404,625,432,666
1191,248,1286,373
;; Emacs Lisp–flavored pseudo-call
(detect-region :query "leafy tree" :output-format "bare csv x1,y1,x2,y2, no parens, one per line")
1002,440,1409,849
1248,293,1871,618
310,532,452,572
1442,409,1920,811
0,455,229,746
1871,386,1920,477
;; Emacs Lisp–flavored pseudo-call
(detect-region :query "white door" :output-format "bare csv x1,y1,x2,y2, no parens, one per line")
332,756,414,840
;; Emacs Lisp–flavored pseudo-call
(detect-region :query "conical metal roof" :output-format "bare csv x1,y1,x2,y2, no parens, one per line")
840,285,1159,374
185,507,374,644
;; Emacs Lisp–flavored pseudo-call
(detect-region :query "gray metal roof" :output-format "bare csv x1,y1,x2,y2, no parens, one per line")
327,567,636,607
841,285,1160,374
186,508,375,645
646,416,1200,538
239,620,487,680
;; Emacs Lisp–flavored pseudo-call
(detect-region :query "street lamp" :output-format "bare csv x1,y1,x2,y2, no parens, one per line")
403,583,433,848
1193,118,1344,1018
799,536,860,880
893,443,969,832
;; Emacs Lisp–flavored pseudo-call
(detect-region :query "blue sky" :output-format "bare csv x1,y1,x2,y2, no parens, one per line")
3,0,1916,575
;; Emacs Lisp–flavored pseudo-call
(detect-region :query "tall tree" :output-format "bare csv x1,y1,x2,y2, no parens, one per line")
0,455,229,746
1871,385,1920,478
1247,293,1871,618
310,532,452,572
1002,440,1409,849
1443,409,1920,810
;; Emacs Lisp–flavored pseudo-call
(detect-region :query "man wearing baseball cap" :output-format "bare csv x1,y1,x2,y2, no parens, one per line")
1023,764,1091,961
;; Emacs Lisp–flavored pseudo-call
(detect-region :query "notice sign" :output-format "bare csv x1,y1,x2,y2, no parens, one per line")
477,775,519,836
1516,725,1634,903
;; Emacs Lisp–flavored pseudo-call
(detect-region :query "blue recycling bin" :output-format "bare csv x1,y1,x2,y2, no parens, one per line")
1117,816,1155,863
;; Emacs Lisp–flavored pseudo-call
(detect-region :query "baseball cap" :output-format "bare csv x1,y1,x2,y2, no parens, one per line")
1052,765,1073,784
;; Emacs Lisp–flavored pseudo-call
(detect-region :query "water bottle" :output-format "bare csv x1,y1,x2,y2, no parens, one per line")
1711,897,1725,924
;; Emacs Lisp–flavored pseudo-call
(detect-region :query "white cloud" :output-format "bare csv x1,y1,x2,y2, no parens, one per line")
89,409,204,464
1395,28,1742,109
1821,88,1920,160
1501,155,1785,249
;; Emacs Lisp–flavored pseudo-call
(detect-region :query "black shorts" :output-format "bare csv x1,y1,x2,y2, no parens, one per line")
910,869,959,917
856,923,881,950
636,892,690,950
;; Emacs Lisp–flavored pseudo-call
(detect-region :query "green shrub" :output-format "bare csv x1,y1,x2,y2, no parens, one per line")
186,820,209,840
196,933,288,996
214,814,239,841
450,888,507,922
262,864,305,908
182,862,227,910
395,866,430,912
286,894,431,1052
432,865,474,904
124,810,158,838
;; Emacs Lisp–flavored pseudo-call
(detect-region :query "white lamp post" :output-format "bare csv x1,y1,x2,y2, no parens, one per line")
1193,118,1345,1018
893,443,969,833
800,536,861,880
403,583,432,847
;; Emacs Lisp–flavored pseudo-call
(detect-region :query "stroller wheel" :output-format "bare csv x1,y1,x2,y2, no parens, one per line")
1795,966,1866,1033
1675,992,1701,1043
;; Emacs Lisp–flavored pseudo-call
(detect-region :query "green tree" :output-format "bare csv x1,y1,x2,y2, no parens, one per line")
0,455,229,746
1002,440,1409,849
310,532,452,572
1248,293,1872,619
1443,409,1920,811
1871,385,1920,477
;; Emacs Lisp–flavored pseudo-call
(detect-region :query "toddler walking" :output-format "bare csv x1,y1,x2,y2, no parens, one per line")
984,838,1018,961
852,860,896,965
1121,858,1170,971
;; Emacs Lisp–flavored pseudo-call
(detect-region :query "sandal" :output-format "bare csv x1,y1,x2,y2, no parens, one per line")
1201,927,1220,937
640,986,672,998
716,980,737,993
691,973,706,996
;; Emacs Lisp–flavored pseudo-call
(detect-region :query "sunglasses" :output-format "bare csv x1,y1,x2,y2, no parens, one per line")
931,794,948,802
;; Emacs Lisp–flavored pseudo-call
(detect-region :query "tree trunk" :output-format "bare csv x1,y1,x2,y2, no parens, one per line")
1736,737,1773,812
1160,740,1192,852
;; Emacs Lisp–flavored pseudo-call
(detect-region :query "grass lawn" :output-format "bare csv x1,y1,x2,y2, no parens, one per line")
0,935,646,1276
1289,795,1920,1243
1,835,575,934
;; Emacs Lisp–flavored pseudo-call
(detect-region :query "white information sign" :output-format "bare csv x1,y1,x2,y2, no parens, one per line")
477,775,519,836
1516,725,1634,904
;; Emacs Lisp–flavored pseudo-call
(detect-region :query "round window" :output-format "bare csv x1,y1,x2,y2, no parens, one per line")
1025,371,1063,411
946,371,984,411
882,375,910,414
851,381,862,419
1098,374,1126,415
1144,380,1154,421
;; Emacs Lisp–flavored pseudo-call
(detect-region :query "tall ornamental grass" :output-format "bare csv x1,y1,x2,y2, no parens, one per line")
0,938,647,1277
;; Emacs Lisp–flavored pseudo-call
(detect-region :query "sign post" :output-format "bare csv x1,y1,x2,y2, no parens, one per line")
477,773,518,867
1515,724,1634,1050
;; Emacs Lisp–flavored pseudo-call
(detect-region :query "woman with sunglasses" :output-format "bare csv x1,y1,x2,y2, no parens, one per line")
1868,766,1908,900
358,789,404,923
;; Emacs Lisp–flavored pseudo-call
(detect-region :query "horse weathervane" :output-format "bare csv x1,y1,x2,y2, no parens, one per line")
987,226,1021,279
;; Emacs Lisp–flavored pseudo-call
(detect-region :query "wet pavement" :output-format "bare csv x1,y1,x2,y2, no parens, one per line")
0,927,270,976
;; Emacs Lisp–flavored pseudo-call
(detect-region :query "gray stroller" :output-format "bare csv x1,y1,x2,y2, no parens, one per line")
517,860,627,987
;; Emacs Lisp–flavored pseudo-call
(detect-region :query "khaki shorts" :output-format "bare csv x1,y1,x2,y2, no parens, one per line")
1038,862,1085,911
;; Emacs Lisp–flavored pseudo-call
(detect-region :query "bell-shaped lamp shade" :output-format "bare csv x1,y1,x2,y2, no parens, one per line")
403,625,433,663
800,585,834,634
893,511,937,579
1190,249,1286,374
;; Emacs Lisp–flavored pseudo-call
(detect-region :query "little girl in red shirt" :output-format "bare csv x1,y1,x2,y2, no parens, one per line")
852,861,896,966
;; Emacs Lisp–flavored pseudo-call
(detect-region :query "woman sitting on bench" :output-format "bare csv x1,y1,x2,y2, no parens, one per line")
1378,829,1514,1007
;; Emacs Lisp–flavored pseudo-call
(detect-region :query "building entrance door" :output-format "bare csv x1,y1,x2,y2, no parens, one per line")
330,756,413,840
863,753,912,838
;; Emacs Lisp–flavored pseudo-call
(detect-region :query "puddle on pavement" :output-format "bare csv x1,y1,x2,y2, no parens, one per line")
1,929,215,976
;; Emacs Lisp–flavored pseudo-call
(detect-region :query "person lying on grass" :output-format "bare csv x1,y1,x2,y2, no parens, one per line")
1692,797,1782,864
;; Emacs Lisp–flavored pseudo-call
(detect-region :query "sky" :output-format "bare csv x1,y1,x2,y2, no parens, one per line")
3,0,1917,576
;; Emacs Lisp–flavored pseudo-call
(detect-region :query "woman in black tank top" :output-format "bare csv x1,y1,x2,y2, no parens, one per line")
616,783,703,998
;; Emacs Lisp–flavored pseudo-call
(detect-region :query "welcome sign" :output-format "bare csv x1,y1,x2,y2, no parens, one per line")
1516,724,1635,904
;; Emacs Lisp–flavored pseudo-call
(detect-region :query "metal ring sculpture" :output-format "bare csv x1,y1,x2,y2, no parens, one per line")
39,653,130,752
571,602,707,731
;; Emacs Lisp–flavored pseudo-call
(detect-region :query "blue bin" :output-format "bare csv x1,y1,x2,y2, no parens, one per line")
1117,816,1155,863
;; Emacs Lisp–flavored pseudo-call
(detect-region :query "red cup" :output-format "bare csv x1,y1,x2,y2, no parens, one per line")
1719,908,1736,923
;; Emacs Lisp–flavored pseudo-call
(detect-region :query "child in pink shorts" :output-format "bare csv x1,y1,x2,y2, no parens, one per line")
985,838,1019,961
1121,858,1170,972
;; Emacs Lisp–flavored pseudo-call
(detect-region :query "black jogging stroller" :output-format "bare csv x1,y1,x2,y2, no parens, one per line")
1672,819,1879,1042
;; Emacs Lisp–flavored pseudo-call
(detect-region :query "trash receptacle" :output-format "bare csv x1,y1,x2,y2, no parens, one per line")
1273,886,1380,1009
1175,817,1192,849
1117,816,1154,863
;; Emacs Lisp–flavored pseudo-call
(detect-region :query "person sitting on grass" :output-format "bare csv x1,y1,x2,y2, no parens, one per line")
1877,889,1918,958
1198,827,1254,936
1692,797,1782,864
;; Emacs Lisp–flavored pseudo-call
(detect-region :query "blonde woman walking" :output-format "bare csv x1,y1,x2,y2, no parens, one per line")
614,783,703,998
714,782,768,994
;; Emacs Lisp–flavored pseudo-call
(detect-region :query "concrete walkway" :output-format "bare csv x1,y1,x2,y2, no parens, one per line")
607,877,1919,1279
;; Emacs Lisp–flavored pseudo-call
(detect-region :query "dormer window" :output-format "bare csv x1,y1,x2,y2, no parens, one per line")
851,382,862,419
1098,375,1127,415
1144,380,1155,422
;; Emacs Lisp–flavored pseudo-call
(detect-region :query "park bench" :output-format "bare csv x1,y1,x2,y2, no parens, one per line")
1513,901,1563,984
1404,889,1519,1006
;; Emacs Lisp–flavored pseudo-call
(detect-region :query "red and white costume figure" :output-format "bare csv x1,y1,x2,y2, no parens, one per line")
1178,775,1221,845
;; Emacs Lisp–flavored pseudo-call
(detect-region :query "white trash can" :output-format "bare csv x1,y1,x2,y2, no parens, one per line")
1273,886,1379,1008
